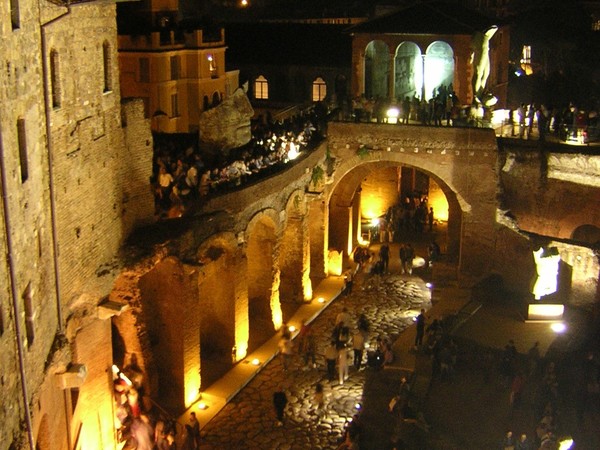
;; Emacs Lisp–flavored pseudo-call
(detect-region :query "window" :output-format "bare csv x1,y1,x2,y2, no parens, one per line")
17,118,28,183
102,41,112,93
171,93,179,117
50,49,61,108
23,283,34,349
521,45,531,65
139,58,150,83
593,19,600,32
254,75,268,100
10,0,20,29
170,55,180,81
208,54,217,79
312,77,327,102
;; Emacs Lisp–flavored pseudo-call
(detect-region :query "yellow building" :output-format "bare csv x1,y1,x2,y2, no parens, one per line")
118,1,240,133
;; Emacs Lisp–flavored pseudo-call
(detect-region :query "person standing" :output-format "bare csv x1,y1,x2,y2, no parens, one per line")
325,340,338,381
189,412,201,449
352,329,365,370
273,387,288,426
313,383,326,419
414,309,426,350
338,345,349,385
428,207,434,232
404,244,415,275
278,332,293,372
379,243,390,273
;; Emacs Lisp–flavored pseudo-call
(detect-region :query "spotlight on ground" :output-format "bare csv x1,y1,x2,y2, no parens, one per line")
551,322,567,333
425,282,433,289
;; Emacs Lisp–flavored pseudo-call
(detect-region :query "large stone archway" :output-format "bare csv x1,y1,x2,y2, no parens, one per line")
327,161,459,262
324,122,498,281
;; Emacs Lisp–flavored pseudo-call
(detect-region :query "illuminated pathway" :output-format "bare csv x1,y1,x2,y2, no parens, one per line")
198,272,432,449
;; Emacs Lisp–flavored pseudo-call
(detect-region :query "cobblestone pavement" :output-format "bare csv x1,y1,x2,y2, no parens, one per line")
199,273,432,450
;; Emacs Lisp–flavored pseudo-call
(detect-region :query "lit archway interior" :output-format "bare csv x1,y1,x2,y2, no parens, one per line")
424,41,454,100
328,161,459,264
196,240,238,391
246,216,278,353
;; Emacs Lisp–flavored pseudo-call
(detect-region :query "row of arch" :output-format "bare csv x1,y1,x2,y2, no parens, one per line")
111,190,314,411
364,40,455,101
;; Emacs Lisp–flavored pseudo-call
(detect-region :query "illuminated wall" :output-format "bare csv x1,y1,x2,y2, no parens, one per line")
429,177,449,222
360,166,400,220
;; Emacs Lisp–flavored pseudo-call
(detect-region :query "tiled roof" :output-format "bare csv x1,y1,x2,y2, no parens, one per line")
346,0,500,35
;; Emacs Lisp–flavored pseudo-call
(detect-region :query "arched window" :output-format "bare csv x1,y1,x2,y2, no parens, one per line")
312,77,327,102
254,75,269,100
364,40,390,100
102,41,112,93
394,42,423,101
50,49,61,108
424,41,454,101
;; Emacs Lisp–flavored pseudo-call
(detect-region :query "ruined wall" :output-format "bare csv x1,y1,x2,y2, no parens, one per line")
500,147,600,241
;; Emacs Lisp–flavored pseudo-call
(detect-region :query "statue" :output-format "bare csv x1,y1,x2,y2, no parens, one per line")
470,26,498,102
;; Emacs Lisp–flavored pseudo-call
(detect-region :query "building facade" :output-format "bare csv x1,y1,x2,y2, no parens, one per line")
0,0,153,447
117,0,240,134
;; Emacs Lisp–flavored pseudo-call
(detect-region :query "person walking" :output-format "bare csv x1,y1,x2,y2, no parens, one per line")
352,329,365,370
273,386,288,426
338,346,349,385
189,412,201,449
325,340,338,381
414,309,426,350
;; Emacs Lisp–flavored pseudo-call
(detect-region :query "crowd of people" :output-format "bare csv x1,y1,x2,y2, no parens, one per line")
152,107,325,219
112,354,202,449
508,101,600,144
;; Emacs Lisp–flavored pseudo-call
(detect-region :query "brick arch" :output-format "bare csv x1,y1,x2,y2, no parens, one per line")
327,155,466,262
324,122,499,279
245,210,283,351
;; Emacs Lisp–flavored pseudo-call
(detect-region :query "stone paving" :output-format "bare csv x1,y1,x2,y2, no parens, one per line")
199,273,432,450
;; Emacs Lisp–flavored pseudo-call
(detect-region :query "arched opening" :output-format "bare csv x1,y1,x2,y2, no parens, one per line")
394,42,423,101
571,224,600,246
138,256,199,410
424,41,454,101
364,40,390,100
196,237,239,389
327,161,460,274
279,192,312,318
246,214,278,353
